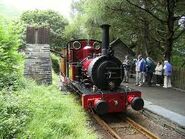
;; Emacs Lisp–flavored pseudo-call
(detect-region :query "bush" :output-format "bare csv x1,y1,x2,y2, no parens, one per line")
0,90,30,138
51,54,60,74
0,76,96,139
0,17,23,90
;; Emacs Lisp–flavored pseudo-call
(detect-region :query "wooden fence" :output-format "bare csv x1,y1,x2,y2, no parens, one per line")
171,67,185,90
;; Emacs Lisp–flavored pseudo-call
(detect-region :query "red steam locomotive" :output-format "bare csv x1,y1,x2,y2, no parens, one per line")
60,24,144,115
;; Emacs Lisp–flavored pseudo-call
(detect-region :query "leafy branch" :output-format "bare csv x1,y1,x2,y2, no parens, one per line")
125,0,166,23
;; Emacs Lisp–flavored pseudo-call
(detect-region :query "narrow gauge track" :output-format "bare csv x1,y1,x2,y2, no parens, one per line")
92,113,160,139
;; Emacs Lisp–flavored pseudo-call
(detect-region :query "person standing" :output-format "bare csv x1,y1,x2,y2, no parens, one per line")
135,54,146,86
155,61,163,86
145,57,156,86
163,60,172,88
122,55,131,83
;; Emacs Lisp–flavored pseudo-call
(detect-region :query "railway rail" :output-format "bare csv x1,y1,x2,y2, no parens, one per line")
92,113,160,139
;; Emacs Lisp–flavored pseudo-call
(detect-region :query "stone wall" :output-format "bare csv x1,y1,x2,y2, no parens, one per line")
24,44,52,85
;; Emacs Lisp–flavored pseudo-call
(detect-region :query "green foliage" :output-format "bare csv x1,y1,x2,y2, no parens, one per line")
64,12,90,40
0,13,96,139
172,33,185,67
172,55,185,67
20,10,68,49
0,89,30,138
0,17,23,90
70,0,135,41
0,77,96,139
71,0,185,61
51,54,60,74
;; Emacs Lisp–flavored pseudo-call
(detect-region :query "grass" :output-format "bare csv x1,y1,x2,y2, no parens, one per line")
0,74,96,139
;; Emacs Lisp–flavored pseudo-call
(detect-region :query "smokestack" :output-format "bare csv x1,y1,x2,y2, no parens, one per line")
101,24,110,56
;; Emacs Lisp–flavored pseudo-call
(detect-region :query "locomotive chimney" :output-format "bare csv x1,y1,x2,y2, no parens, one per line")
101,24,110,56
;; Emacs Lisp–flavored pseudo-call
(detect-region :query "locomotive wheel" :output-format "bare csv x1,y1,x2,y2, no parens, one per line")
88,56,124,90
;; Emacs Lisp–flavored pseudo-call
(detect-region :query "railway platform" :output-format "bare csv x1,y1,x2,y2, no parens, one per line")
123,79,185,134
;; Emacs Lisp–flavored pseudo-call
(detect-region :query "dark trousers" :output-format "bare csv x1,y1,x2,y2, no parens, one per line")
156,75,163,85
146,72,153,86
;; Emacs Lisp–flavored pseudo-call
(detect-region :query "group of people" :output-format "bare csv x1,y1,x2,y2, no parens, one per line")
122,54,173,88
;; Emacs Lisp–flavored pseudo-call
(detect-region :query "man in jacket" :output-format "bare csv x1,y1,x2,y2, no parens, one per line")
146,57,156,86
135,54,146,86
123,55,131,83
163,60,172,88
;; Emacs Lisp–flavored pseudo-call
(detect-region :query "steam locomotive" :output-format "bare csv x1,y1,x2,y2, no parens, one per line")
60,24,144,115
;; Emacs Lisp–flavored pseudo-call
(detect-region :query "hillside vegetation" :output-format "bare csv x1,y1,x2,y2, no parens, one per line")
0,16,96,138
0,76,96,138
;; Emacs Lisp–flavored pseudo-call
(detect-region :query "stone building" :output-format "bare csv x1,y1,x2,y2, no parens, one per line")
110,38,135,62
24,27,52,85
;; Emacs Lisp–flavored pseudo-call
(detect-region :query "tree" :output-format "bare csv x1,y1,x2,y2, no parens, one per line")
20,10,68,49
125,0,185,61
71,0,185,62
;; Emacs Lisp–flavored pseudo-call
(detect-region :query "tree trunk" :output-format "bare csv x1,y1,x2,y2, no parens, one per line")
164,0,175,61
143,20,150,57
142,0,150,57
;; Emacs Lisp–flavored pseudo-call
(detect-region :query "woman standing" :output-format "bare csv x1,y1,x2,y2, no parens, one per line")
155,61,163,86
